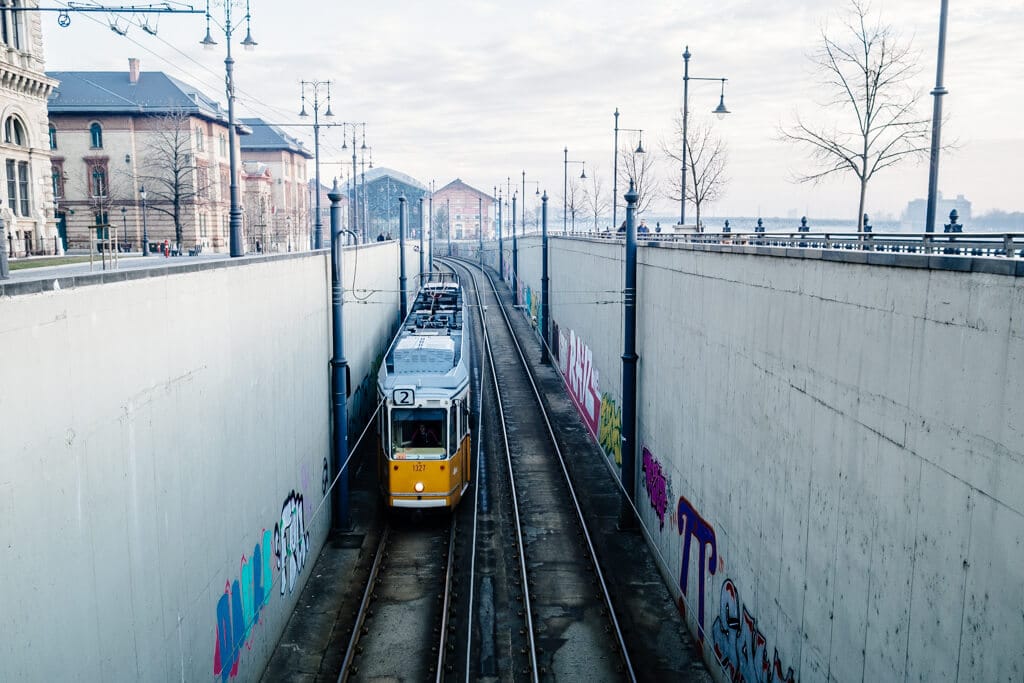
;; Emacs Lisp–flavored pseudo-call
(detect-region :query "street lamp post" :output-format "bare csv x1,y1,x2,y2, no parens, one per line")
478,196,483,266
612,110,645,231
680,46,730,226
419,196,425,282
511,192,518,305
120,206,127,252
563,147,586,234
540,191,550,365
299,79,334,250
140,185,150,255
446,197,451,256
201,0,257,258
428,180,434,274
924,0,950,233
399,194,407,321
341,122,366,239
496,187,503,278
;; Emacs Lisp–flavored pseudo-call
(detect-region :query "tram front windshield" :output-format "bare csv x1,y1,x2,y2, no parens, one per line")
391,408,447,456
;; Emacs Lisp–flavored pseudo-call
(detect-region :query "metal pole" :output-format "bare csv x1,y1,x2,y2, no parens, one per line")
497,190,503,278
351,127,358,236
540,191,550,365
328,179,350,531
924,0,950,234
419,196,425,284
512,193,518,305
141,189,149,255
563,147,568,234
313,106,323,249
446,197,451,256
620,180,639,526
0,217,9,280
612,109,619,230
399,194,407,321
225,27,243,257
681,46,690,226
521,171,526,234
478,196,483,266
428,180,434,274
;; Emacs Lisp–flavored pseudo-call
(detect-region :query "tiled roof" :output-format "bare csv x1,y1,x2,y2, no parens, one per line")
47,71,227,123
240,118,313,158
435,178,491,199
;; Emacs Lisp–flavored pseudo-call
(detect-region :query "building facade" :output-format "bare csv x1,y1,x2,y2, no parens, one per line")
432,179,495,241
241,118,316,252
362,167,427,240
901,192,972,231
0,0,59,257
48,59,247,253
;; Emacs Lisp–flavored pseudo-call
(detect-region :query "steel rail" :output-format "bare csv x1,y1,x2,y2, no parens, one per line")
338,525,390,682
444,258,540,683
452,256,637,682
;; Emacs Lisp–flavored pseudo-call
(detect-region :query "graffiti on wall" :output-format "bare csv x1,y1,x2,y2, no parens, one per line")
213,529,274,681
713,579,797,683
598,392,622,465
275,490,310,595
677,495,719,639
677,495,798,682
558,327,601,438
642,447,670,530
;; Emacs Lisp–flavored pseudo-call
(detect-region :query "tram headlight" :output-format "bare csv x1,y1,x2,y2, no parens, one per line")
414,482,424,493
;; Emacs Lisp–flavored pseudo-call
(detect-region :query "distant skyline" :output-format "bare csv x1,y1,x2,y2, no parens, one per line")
42,1,1024,221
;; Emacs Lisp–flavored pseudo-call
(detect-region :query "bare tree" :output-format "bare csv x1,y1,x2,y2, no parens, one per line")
433,204,449,240
663,118,729,231
582,168,610,232
559,176,585,233
617,142,658,217
780,0,930,231
137,108,213,250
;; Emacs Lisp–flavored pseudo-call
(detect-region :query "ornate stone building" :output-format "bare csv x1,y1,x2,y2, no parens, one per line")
0,0,59,256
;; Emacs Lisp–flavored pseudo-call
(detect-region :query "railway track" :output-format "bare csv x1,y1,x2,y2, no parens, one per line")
449,258,636,682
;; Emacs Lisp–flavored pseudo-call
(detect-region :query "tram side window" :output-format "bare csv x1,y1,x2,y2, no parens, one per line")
450,404,458,455
391,408,446,454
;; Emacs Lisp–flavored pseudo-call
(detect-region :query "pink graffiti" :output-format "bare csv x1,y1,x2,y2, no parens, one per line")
677,495,718,640
642,447,669,529
559,328,600,437
712,579,797,683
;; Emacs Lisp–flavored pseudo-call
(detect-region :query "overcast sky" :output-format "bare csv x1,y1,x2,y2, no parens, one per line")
43,0,1024,221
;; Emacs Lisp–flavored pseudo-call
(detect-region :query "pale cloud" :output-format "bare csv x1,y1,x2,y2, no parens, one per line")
42,0,1024,219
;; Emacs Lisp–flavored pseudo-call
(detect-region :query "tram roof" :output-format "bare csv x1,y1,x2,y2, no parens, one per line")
378,280,470,395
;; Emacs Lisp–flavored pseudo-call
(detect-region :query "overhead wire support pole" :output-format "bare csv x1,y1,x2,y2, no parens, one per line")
679,46,731,226
924,0,950,234
299,79,334,250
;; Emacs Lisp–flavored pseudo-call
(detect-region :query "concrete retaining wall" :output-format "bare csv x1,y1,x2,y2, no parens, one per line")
513,236,1024,682
0,243,405,681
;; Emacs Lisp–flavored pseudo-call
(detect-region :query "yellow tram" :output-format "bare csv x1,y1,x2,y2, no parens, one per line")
377,275,472,510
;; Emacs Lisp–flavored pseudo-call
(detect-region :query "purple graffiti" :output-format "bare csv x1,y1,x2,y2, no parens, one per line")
642,447,669,529
713,579,797,683
677,495,718,639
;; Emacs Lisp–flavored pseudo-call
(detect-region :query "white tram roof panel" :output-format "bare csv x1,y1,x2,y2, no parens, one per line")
393,336,456,374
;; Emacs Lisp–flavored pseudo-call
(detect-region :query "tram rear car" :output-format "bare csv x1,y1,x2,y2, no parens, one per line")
377,276,472,510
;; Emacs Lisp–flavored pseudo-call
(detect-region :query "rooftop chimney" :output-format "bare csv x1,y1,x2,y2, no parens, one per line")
128,58,140,84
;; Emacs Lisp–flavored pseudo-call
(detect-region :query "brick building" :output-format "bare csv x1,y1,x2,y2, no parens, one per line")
47,59,248,253
241,118,315,252
432,179,494,240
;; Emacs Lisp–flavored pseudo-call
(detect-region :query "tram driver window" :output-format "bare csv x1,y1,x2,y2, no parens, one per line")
392,408,446,455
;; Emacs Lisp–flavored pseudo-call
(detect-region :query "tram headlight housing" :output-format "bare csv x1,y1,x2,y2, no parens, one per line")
414,482,424,492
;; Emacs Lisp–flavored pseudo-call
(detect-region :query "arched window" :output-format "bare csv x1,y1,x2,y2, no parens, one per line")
4,116,26,146
90,122,103,148
48,124,57,149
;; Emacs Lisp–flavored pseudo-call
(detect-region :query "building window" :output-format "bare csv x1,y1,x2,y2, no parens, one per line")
3,1,23,50
199,213,208,237
195,128,204,151
4,116,26,146
48,124,57,149
196,166,209,198
5,159,16,214
90,164,107,197
89,122,103,149
17,160,29,216
218,134,226,156
51,163,64,200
